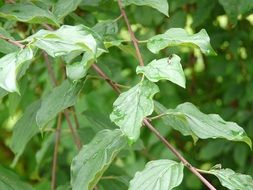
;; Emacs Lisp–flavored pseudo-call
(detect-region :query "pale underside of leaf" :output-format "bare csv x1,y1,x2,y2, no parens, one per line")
25,25,104,57
129,159,184,190
209,168,253,190
110,79,159,141
71,129,127,190
155,102,252,147
147,28,216,55
66,49,104,80
0,47,33,93
136,54,186,88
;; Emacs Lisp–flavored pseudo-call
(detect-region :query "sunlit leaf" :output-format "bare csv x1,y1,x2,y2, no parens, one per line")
25,25,105,57
66,50,104,80
129,159,184,190
0,47,33,93
147,28,216,55
110,79,159,141
208,167,253,190
136,54,186,88
36,80,84,128
122,0,169,16
155,102,252,147
0,3,59,26
71,129,127,190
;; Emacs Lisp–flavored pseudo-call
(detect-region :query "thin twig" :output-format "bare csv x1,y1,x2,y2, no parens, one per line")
43,24,54,31
43,52,58,85
143,119,216,190
42,51,81,150
92,64,121,94
43,52,82,150
41,26,82,148
51,113,62,190
148,113,168,121
3,23,216,190
115,2,217,189
4,0,15,4
196,168,213,174
113,14,123,22
0,34,25,48
86,75,130,89
71,107,80,129
92,64,216,190
117,0,144,66
64,110,82,150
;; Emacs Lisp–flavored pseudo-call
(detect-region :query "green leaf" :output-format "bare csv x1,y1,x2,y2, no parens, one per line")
208,167,253,190
10,101,40,163
0,88,8,99
136,54,186,88
35,133,54,167
192,0,216,28
110,79,159,141
0,47,33,93
26,25,105,57
147,28,216,55
92,20,119,37
83,110,117,132
129,159,184,190
218,0,253,25
0,3,59,26
0,165,34,190
36,80,84,128
0,27,19,54
66,49,104,80
71,129,127,190
155,102,252,147
122,0,169,16
53,0,82,20
66,63,87,81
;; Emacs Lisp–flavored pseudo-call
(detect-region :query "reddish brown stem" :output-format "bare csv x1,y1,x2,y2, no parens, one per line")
0,34,25,49
43,52,58,86
92,64,121,94
117,0,144,66
143,119,216,190
92,63,216,190
71,107,80,129
115,2,216,189
63,110,82,150
51,113,62,190
43,52,82,150
2,22,216,190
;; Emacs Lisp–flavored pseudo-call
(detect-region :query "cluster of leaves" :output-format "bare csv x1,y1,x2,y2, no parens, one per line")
0,0,253,190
